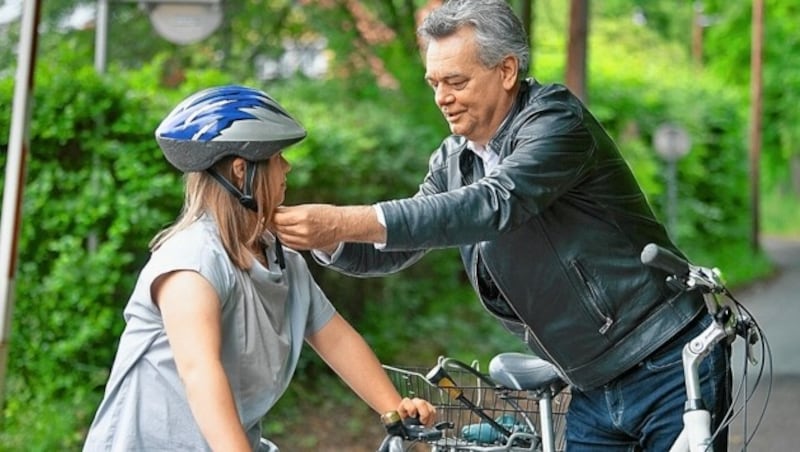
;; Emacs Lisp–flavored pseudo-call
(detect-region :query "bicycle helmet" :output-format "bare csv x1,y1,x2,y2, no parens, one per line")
155,85,303,269
154,84,307,211
155,85,307,172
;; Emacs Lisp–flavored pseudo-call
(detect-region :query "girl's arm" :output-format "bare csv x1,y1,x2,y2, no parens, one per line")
155,270,251,452
306,313,435,424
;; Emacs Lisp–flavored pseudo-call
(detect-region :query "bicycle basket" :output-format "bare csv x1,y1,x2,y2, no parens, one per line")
384,358,570,451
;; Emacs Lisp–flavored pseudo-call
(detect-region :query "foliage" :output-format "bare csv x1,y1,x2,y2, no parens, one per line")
0,57,169,449
532,4,755,267
0,0,787,449
0,40,245,448
0,36,452,449
702,0,800,194
761,189,800,240
592,1,697,47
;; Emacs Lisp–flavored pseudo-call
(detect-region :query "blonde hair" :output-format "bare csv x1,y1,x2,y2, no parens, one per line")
150,157,278,270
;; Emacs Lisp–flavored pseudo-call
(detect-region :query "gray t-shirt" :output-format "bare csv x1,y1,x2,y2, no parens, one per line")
83,215,336,451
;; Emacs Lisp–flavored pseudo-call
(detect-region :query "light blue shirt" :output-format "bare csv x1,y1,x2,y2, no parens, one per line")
83,215,335,451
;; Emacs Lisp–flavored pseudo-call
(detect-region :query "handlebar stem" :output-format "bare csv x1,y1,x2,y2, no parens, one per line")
682,319,729,404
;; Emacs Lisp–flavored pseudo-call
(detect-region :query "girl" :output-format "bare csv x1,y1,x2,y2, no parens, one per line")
83,85,433,451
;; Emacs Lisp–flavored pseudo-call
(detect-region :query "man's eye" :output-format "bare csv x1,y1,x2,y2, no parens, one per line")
447,79,469,89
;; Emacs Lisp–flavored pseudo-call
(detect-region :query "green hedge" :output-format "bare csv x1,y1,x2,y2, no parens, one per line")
0,46,764,450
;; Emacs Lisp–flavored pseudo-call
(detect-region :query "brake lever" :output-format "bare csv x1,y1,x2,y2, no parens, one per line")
402,417,446,441
742,320,761,366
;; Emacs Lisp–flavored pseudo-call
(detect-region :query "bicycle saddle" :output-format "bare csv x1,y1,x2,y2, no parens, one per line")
489,352,564,391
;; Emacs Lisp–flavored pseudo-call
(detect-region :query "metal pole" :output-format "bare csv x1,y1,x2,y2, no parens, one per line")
666,160,678,235
0,0,43,409
90,0,110,254
95,0,109,73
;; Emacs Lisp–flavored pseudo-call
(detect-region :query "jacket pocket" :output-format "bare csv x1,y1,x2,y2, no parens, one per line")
570,259,615,334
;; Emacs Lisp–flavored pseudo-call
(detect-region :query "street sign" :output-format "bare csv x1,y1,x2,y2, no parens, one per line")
653,123,691,162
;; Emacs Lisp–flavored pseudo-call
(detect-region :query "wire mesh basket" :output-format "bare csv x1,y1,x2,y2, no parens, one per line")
383,357,570,451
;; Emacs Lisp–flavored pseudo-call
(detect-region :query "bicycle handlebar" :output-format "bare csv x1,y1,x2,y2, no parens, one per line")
640,243,690,275
641,243,726,294
377,411,445,452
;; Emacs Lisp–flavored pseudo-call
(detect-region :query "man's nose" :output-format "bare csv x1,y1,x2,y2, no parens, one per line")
435,86,454,106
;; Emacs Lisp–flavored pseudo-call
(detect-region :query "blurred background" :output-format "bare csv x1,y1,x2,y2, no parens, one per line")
0,0,796,450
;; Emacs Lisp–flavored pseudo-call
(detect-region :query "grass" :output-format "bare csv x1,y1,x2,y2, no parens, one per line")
761,189,800,240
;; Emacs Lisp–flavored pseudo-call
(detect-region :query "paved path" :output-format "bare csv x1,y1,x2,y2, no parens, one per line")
727,236,799,451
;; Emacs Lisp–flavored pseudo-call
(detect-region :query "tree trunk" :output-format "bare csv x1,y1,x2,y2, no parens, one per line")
565,0,588,103
749,0,764,251
519,0,534,74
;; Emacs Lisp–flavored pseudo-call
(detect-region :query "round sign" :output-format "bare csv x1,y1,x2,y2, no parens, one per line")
149,3,222,45
653,123,691,161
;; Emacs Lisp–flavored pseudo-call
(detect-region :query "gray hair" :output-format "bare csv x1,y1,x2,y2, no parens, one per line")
418,0,530,78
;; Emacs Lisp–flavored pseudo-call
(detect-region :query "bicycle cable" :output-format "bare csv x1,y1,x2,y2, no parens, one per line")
707,291,773,452
729,294,773,451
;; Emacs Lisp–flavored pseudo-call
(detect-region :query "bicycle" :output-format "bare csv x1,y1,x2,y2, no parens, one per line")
376,242,771,452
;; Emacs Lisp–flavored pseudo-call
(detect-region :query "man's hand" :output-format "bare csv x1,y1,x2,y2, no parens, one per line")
273,204,386,251
273,204,341,251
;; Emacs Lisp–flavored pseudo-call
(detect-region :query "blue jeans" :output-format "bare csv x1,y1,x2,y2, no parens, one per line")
565,314,732,451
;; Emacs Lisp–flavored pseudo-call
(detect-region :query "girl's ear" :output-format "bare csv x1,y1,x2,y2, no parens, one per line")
231,157,247,186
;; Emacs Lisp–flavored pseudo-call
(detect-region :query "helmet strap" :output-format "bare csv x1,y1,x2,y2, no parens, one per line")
206,163,286,269
206,161,258,212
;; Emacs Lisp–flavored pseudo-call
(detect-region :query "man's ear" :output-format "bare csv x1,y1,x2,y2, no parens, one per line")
500,55,519,90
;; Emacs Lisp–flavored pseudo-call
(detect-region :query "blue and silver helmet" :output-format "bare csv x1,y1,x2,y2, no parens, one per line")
155,85,307,172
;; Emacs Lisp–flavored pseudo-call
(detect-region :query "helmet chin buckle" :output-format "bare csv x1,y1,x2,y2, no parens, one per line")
206,166,259,213
239,196,257,211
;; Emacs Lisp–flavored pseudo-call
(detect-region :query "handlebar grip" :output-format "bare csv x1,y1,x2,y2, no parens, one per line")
640,243,690,276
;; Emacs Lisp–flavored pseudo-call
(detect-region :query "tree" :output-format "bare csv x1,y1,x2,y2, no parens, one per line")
565,0,588,101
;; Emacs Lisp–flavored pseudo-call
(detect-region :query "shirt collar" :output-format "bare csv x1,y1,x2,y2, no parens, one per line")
467,108,513,158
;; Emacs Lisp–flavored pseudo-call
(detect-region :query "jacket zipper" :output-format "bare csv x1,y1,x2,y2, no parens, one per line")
570,260,614,334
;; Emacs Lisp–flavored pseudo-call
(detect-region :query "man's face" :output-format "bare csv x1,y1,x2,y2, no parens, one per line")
424,27,516,146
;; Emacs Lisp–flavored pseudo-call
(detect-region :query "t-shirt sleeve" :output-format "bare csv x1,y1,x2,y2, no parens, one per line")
145,225,234,307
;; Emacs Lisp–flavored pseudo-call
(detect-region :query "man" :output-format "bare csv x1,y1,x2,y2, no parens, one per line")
274,0,730,450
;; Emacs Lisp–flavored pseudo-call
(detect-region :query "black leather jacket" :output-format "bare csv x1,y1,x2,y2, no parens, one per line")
323,80,703,390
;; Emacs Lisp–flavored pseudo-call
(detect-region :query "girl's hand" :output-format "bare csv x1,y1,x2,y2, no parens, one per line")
397,397,437,427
